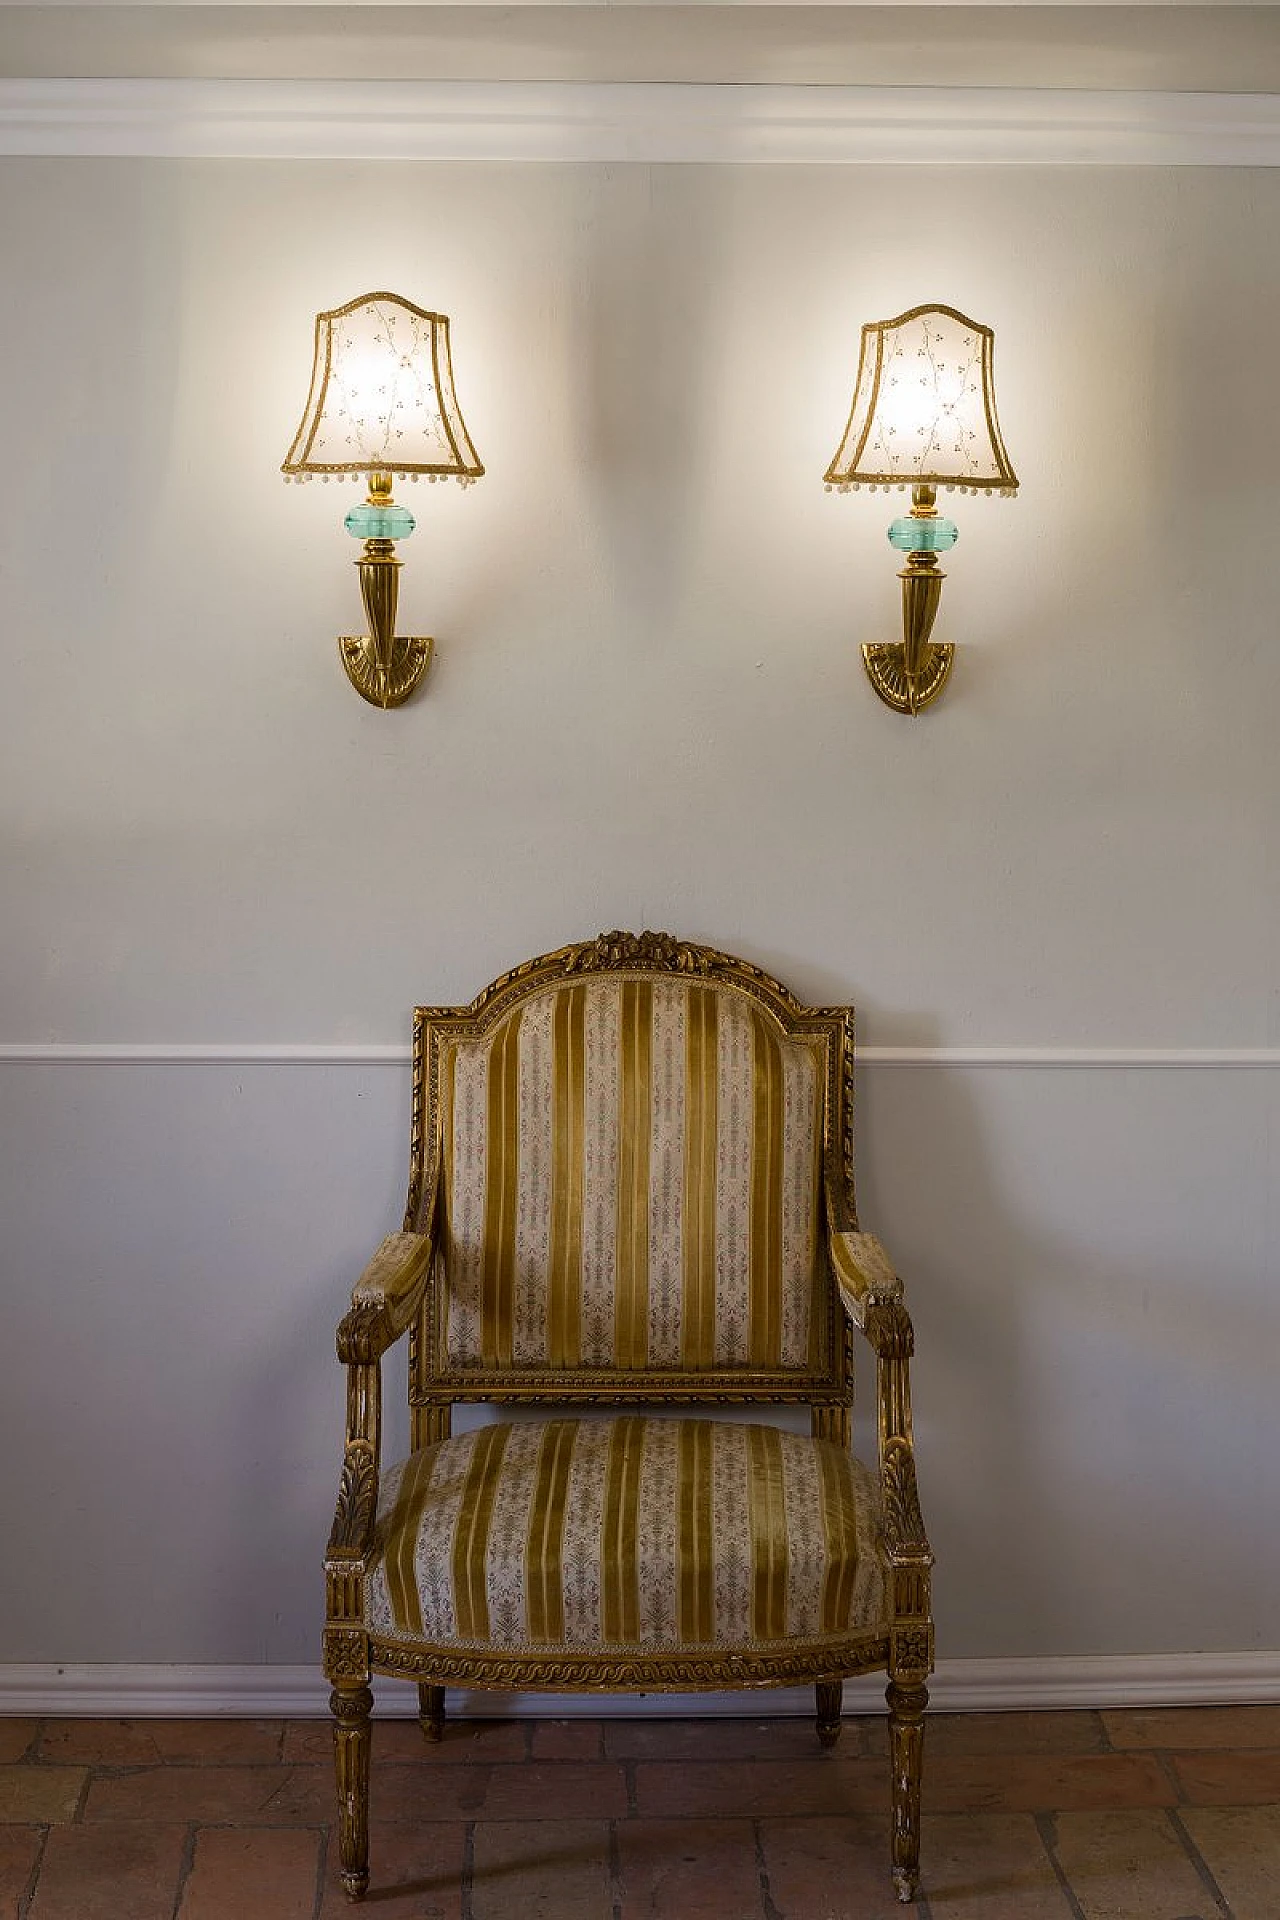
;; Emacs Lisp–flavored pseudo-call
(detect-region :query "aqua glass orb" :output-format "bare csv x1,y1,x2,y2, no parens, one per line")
345,501,417,541
887,515,958,554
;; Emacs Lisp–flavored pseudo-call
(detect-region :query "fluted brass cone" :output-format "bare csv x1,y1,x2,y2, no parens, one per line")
339,544,432,709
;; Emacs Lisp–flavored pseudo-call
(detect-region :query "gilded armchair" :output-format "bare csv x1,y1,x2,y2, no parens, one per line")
324,932,934,1902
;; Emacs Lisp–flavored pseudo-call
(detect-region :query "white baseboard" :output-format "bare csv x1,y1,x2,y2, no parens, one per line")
4,1653,1278,1719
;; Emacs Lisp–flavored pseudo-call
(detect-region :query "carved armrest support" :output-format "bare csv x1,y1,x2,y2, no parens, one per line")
881,1436,932,1567
881,1435,934,1675
326,1438,379,1564
336,1230,435,1363
329,1227,435,1585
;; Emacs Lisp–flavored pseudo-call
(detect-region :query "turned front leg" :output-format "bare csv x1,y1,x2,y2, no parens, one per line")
887,1678,927,1902
330,1683,373,1900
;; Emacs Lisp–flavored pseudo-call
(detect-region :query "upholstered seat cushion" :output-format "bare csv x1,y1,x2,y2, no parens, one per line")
364,1417,885,1657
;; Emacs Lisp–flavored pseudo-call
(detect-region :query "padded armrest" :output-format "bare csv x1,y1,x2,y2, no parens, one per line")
827,1227,904,1330
337,1230,435,1363
352,1231,434,1317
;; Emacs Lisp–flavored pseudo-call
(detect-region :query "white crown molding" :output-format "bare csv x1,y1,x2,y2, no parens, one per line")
4,1652,1278,1718
1,80,1278,164
2,1042,1278,1067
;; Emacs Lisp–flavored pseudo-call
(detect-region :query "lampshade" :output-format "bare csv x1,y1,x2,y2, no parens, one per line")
282,292,483,484
825,303,1017,496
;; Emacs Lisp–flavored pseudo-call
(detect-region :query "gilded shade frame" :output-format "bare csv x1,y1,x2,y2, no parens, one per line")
281,290,485,481
824,300,1019,493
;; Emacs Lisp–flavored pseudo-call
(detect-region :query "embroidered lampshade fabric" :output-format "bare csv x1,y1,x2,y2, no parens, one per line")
364,1417,884,1656
436,978,827,1375
282,292,483,480
825,304,1018,493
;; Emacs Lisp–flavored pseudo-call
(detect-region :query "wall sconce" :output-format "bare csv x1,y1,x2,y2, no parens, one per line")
825,304,1017,715
282,292,483,708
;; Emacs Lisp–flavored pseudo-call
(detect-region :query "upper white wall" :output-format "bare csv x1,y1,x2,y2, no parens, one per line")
1,160,1277,1047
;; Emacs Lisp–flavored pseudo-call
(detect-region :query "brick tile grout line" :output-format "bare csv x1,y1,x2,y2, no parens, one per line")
310,1819,328,1920
460,1817,476,1920
15,1824,49,1920
607,1816,624,1920
753,1817,783,1920
169,1820,200,1920
1165,1807,1235,1919
1033,1811,1090,1920
70,1758,94,1824
1154,1746,1187,1804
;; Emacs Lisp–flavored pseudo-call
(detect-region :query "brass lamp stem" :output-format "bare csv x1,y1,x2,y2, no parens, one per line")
356,539,402,704
862,481,954,717
339,470,433,709
900,485,944,703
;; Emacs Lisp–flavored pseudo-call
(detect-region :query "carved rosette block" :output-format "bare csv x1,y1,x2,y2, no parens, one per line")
890,1624,934,1677
323,1628,371,1684
330,1684,374,1901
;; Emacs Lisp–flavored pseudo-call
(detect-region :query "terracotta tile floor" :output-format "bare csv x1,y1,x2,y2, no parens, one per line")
3,1704,1279,1917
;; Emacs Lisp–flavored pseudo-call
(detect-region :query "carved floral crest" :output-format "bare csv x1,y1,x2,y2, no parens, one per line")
561,930,719,976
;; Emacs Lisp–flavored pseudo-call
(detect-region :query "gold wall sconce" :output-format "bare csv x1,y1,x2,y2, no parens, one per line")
282,292,483,708
825,303,1017,715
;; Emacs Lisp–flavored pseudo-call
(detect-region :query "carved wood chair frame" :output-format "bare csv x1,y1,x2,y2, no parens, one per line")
323,931,934,1903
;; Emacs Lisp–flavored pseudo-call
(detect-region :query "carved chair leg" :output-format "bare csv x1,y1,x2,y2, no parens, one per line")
887,1678,927,1903
330,1683,373,1901
816,1679,844,1749
418,1683,446,1744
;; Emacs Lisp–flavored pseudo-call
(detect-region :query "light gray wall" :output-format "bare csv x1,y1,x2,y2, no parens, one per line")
1,159,1277,1666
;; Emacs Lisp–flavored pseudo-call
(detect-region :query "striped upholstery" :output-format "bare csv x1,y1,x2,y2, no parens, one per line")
365,1418,884,1653
438,977,826,1373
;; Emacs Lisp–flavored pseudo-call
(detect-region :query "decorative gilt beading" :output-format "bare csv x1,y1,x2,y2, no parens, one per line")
366,1633,892,1692
324,933,932,1906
